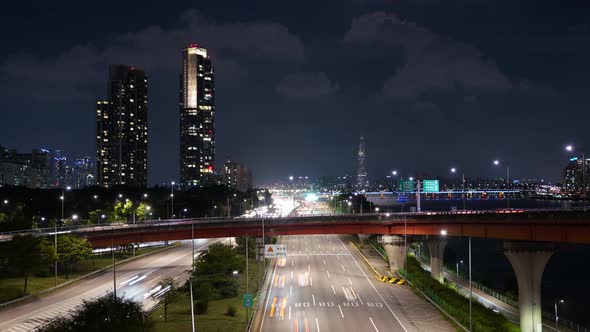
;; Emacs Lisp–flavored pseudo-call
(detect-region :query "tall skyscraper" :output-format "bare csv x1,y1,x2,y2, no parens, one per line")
73,157,95,188
96,65,148,188
180,44,215,188
356,136,368,188
223,160,252,193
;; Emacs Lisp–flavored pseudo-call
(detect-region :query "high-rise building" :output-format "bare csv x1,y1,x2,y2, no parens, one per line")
0,145,50,188
223,160,252,192
563,157,590,192
356,136,369,188
96,65,148,188
180,44,215,188
51,150,67,188
73,157,95,188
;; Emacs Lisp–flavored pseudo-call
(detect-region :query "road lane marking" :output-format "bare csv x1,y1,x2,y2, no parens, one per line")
289,305,291,320
341,264,346,271
308,264,311,271
369,317,379,332
312,294,316,306
316,318,320,332
338,305,344,318
290,285,293,296
326,270,331,279
310,276,313,287
348,277,353,285
292,260,294,267
338,237,409,332
331,284,336,295
291,270,294,279
322,259,326,265
358,293,364,305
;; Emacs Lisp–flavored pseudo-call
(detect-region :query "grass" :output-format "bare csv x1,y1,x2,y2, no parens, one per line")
0,246,166,303
151,257,261,332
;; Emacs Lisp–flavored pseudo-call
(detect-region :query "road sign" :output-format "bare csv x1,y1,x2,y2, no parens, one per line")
422,180,440,193
398,180,415,192
264,244,287,258
243,293,253,308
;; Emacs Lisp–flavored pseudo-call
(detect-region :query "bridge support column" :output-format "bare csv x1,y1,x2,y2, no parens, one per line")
504,242,553,332
426,237,447,283
382,235,405,275
358,234,369,243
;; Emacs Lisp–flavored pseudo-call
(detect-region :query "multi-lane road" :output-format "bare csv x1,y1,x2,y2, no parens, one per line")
0,238,230,332
260,234,454,332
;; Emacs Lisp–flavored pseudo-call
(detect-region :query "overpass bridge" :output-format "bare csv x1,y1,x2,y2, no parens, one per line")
2,208,589,332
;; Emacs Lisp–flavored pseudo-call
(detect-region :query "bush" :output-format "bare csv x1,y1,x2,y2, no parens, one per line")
194,299,209,315
225,305,237,317
211,277,239,299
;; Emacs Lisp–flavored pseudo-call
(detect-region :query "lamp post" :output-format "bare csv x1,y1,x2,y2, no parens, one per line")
171,181,175,218
450,167,466,210
55,186,71,286
554,299,564,332
493,160,510,209
456,260,463,279
566,145,586,207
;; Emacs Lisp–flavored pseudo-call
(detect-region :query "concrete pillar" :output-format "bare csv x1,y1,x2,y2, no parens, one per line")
382,235,406,275
504,242,553,332
358,234,369,243
426,237,447,283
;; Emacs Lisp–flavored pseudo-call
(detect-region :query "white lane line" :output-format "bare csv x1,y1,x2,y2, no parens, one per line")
308,264,311,271
290,285,293,296
306,254,309,261
341,264,346,271
322,259,326,265
292,260,294,267
331,284,336,295
289,305,292,320
291,271,294,279
310,276,313,287
358,294,364,305
338,237,409,332
338,304,344,318
316,318,321,332
369,317,379,332
312,294,316,306
348,277,353,285
260,241,280,332
326,270,331,279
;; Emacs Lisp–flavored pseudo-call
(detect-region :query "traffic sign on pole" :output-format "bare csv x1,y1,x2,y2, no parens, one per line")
264,244,287,258
243,293,253,308
422,180,440,193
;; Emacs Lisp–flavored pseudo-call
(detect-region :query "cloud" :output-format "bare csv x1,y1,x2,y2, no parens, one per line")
344,12,513,97
276,72,339,98
0,9,303,101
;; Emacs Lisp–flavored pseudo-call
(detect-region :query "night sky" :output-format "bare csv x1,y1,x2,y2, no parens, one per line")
1,0,589,186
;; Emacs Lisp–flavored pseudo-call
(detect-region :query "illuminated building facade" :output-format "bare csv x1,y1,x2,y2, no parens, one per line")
0,145,50,188
223,160,252,192
96,65,148,188
180,44,215,188
356,136,369,188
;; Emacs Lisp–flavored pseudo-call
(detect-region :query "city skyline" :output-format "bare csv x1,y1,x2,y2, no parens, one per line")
0,1,589,185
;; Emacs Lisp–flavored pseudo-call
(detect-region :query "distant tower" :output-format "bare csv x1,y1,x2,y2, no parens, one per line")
356,136,368,188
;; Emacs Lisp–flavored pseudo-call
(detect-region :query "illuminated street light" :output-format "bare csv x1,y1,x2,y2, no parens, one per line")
440,229,448,236
450,168,456,173
72,214,78,221
409,177,414,181
143,193,148,198
555,299,565,332
375,207,380,212
493,159,511,208
392,170,397,176
93,195,98,199
3,200,7,205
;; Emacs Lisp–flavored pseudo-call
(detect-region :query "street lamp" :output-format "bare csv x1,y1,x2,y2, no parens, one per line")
2,199,7,205
56,186,71,287
565,144,586,206
375,207,380,212
555,299,565,332
171,181,175,218
146,206,151,222
493,160,511,209
456,260,464,279
450,167,466,210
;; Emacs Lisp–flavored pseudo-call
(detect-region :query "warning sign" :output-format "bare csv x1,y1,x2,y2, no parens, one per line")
264,244,287,258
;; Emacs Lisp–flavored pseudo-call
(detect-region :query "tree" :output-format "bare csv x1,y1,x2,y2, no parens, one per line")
151,276,178,322
56,235,93,279
5,235,52,293
194,243,243,276
37,295,153,332
235,237,256,258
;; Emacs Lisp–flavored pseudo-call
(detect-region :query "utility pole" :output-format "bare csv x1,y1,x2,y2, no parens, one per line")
112,238,116,298
190,222,195,332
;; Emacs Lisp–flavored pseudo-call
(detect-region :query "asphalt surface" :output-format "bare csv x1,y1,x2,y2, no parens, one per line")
0,238,230,332
260,234,410,332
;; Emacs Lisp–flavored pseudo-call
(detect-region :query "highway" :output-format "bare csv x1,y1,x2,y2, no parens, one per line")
260,234,454,332
0,238,230,332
